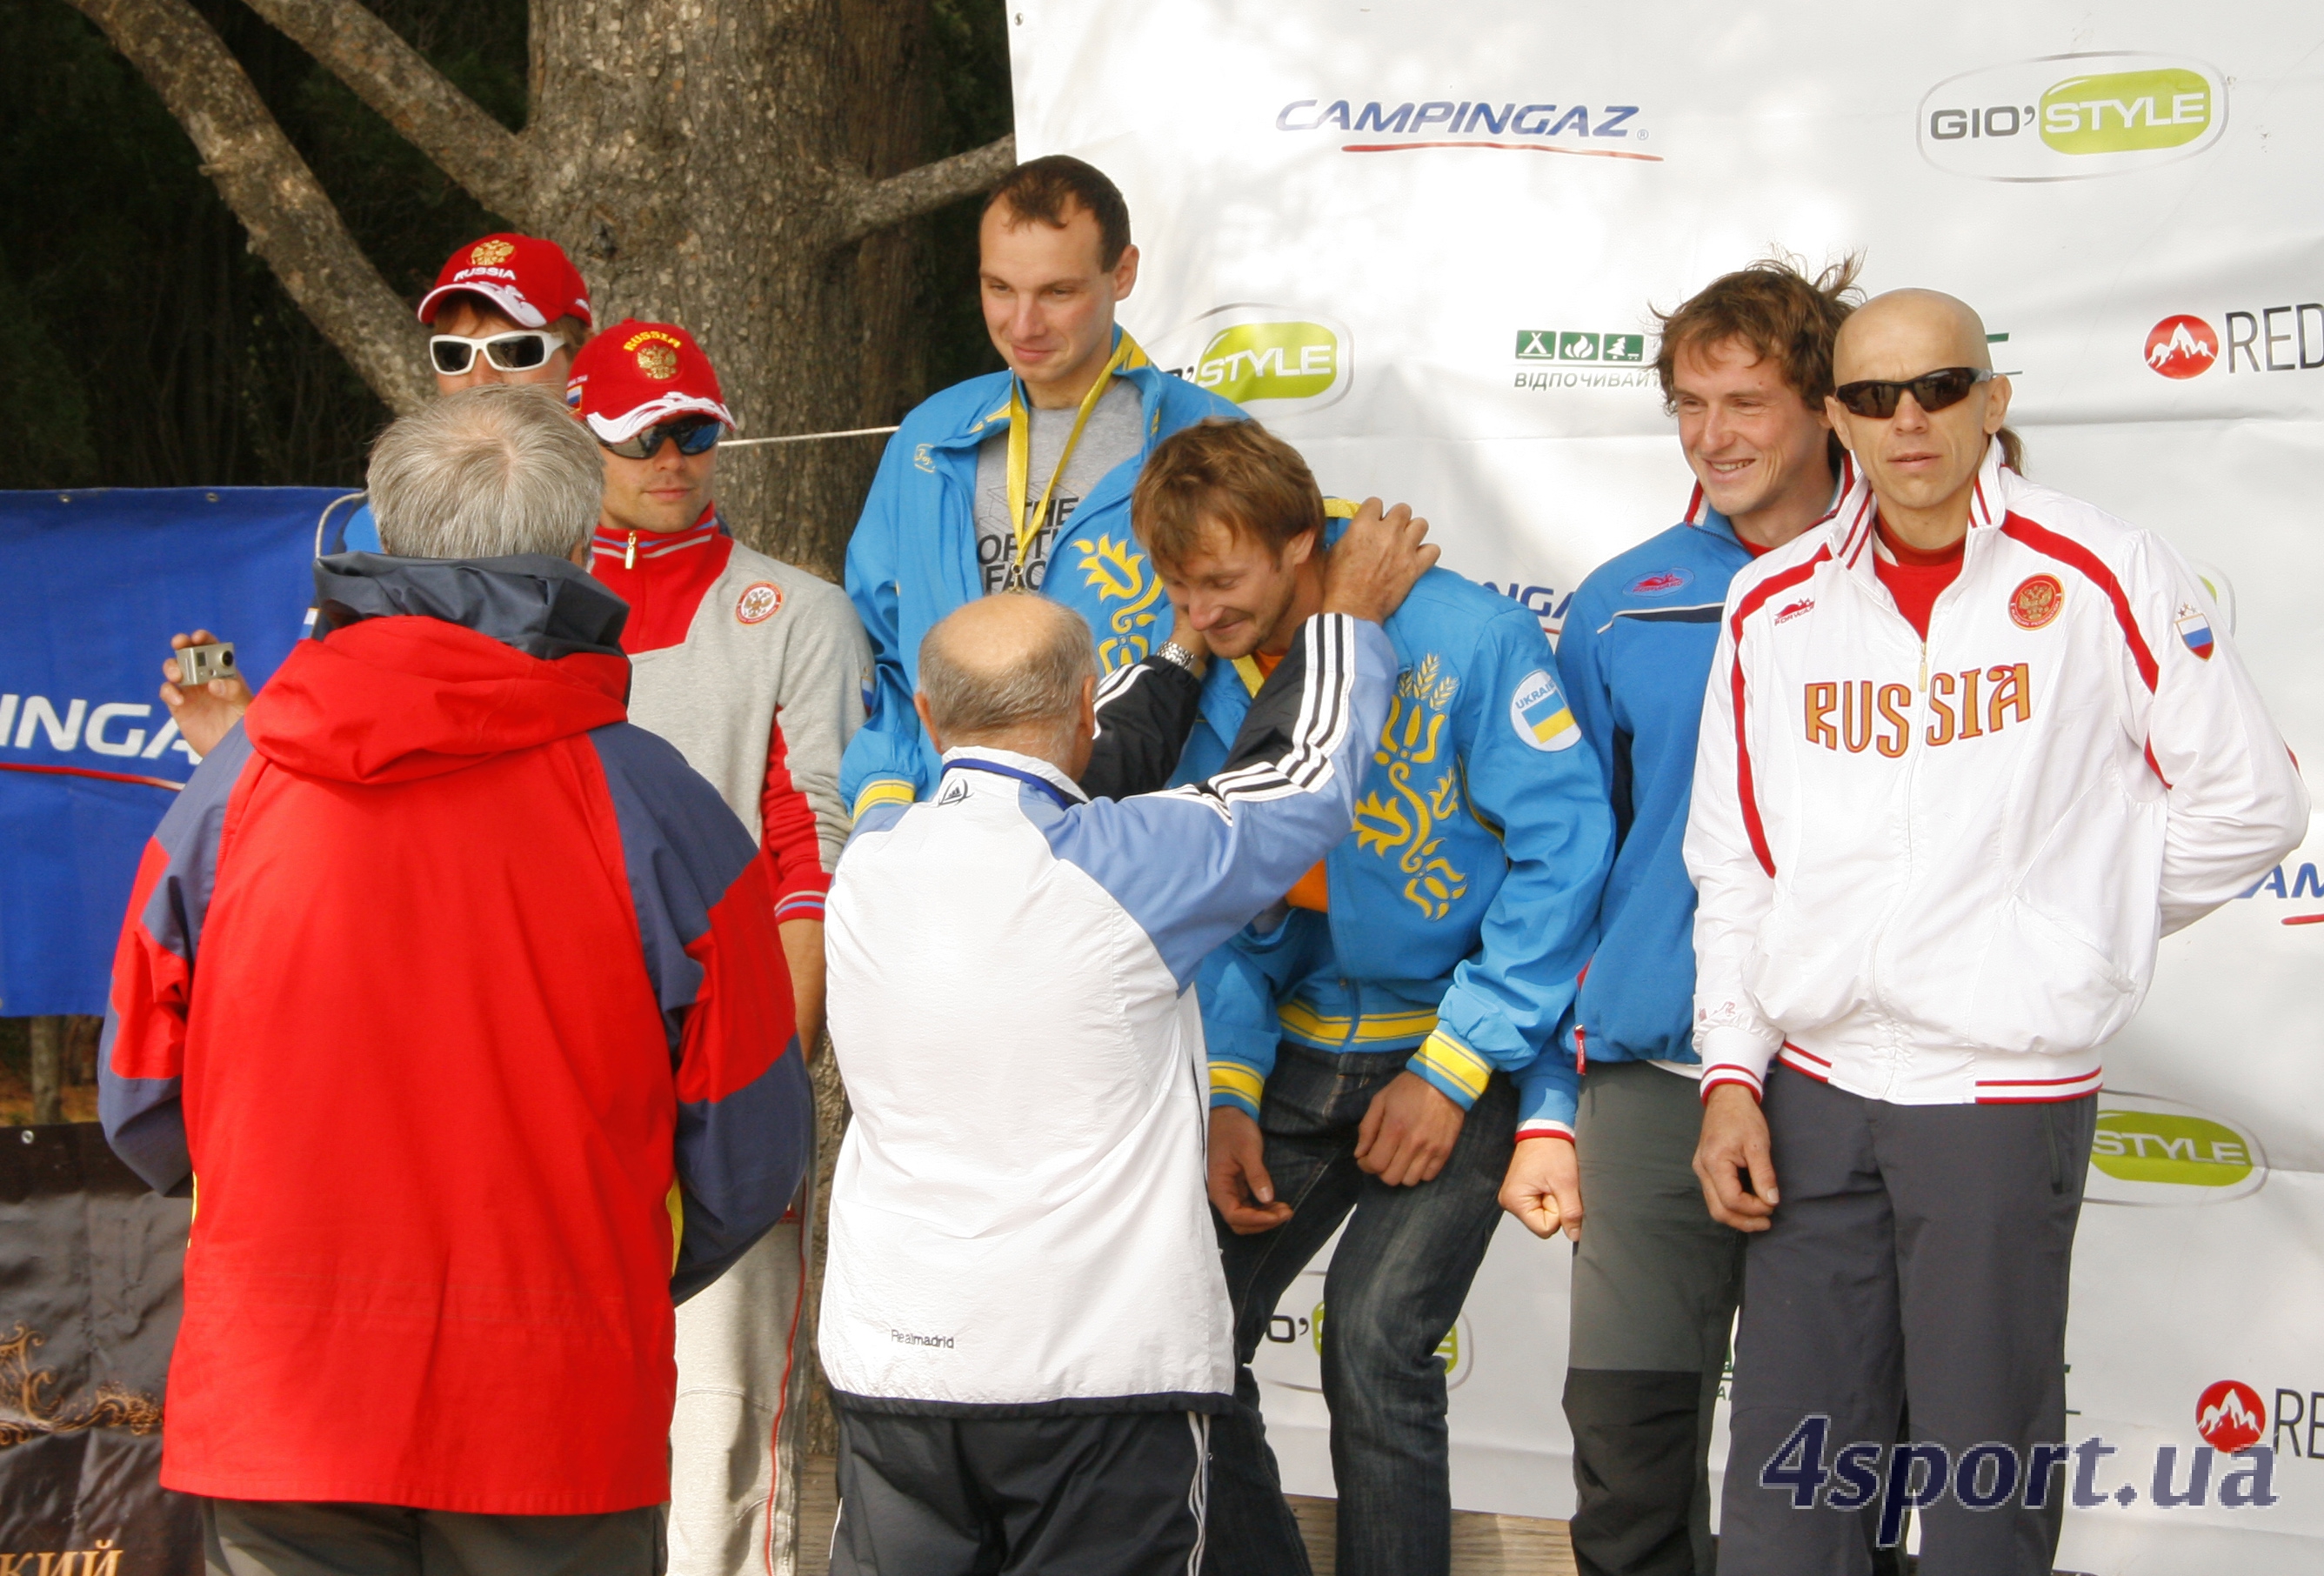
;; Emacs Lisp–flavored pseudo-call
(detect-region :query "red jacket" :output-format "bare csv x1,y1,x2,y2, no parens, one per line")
98,557,811,1513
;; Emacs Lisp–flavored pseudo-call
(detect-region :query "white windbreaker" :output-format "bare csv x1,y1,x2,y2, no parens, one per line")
821,613,1392,1412
1686,442,2307,1106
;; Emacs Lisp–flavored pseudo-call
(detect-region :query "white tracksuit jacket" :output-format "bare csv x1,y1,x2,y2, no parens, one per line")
821,613,1392,1412
1686,442,2307,1106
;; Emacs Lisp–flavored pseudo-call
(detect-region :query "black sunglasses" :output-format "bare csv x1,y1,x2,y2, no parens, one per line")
598,416,725,460
1832,366,1993,420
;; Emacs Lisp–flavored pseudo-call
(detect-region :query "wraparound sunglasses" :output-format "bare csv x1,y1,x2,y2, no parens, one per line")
428,327,564,376
1833,366,1993,419
597,416,725,460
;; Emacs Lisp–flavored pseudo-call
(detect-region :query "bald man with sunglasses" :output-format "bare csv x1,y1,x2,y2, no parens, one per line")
1686,289,2306,1573
570,318,872,1576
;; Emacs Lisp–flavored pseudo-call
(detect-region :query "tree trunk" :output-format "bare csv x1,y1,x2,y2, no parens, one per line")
522,0,932,577
29,1016,64,1126
77,0,1013,577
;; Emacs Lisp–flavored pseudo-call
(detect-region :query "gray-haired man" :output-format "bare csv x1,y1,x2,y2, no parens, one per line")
101,384,811,1576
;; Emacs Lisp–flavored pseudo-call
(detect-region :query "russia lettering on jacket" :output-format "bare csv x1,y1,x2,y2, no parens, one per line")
1802,664,2033,754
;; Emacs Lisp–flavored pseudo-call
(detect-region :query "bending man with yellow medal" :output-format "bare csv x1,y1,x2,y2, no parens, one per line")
840,155,1246,818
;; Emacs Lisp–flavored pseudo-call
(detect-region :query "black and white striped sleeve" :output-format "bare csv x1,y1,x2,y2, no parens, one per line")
1079,652,1205,800
1037,613,1397,986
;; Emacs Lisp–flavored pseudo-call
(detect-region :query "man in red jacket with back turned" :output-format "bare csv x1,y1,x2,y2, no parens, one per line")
98,384,813,1576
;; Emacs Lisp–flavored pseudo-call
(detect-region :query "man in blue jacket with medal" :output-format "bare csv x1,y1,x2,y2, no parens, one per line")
840,155,1243,818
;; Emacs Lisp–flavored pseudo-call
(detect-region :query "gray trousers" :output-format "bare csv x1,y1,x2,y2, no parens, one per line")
1718,1067,2095,1576
204,1499,664,1576
1564,1060,1746,1576
668,1158,816,1576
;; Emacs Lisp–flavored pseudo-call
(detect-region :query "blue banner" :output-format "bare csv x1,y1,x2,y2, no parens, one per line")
0,488,356,1015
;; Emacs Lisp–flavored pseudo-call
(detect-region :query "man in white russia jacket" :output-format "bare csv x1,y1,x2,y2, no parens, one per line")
820,506,1434,1573
1687,290,2307,1576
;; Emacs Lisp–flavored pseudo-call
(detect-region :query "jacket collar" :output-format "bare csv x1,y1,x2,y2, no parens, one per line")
312,552,629,660
1683,463,1858,552
940,745,1088,809
925,326,1166,455
589,505,725,563
1822,440,2010,580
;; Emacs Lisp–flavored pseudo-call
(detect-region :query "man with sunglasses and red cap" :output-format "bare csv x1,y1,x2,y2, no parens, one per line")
1689,288,2307,1573
335,234,596,558
569,318,871,1576
160,233,595,751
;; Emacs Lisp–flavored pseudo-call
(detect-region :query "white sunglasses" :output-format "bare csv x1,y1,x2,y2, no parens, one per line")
429,327,564,376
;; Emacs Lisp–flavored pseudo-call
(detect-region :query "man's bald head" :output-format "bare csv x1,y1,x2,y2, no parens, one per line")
917,593,1099,768
1833,289,1991,384
1826,288,2015,545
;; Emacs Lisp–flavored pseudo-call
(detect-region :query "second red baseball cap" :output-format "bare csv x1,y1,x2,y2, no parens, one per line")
566,320,738,443
417,234,593,331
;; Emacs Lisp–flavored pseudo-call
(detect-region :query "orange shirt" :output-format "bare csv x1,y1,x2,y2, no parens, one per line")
1253,649,1331,912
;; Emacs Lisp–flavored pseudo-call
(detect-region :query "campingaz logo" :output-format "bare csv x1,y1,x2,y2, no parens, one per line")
1919,53,2227,181
1276,96,1660,163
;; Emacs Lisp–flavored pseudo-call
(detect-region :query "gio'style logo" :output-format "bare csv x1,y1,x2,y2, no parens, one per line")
1152,305,1353,416
2084,1092,2266,1206
1919,53,2227,181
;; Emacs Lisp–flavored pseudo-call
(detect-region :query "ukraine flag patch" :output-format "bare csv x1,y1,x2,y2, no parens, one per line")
1511,669,1580,752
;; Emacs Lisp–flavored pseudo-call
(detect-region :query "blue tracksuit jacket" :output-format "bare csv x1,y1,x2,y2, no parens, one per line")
1545,489,1760,1100
1191,558,1614,1129
839,331,1242,818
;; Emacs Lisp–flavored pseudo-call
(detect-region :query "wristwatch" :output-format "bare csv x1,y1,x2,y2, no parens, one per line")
1154,641,1200,673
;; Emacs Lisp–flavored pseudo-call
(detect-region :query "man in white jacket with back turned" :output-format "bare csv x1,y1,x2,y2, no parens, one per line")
1688,289,2307,1575
820,505,1433,1574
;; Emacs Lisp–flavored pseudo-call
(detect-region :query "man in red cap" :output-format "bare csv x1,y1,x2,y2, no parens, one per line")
417,231,596,393
569,318,870,1576
161,233,597,746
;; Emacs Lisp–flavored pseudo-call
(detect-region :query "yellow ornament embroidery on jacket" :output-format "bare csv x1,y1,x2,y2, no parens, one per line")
1353,655,1468,918
1076,533,1165,671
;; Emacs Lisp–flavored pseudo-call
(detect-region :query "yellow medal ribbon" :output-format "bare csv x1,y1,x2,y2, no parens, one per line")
1002,331,1148,591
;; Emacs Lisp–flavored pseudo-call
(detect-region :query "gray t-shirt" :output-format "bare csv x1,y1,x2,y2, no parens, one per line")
972,378,1144,596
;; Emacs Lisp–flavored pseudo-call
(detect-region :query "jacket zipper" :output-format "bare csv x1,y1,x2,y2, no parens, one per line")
1865,528,1980,1092
624,530,638,571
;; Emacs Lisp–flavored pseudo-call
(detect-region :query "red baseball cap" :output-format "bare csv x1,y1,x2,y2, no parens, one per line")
417,233,593,331
566,320,738,443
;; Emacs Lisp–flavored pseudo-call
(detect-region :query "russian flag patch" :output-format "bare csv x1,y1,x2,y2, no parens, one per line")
2176,603,2214,660
1511,670,1580,751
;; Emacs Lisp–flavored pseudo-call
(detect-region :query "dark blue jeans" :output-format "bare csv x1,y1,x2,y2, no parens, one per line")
1204,1045,1517,1576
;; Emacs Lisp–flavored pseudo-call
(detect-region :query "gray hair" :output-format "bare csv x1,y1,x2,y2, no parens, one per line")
368,384,601,559
918,594,1097,756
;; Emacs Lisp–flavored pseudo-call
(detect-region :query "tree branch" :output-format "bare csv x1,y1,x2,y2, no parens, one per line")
828,134,1017,249
237,0,534,222
69,0,435,415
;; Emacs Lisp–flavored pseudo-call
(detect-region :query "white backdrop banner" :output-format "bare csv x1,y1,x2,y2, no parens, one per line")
1013,4,2324,1570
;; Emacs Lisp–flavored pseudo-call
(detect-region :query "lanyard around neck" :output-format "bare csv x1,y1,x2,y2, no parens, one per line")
1002,332,1145,590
